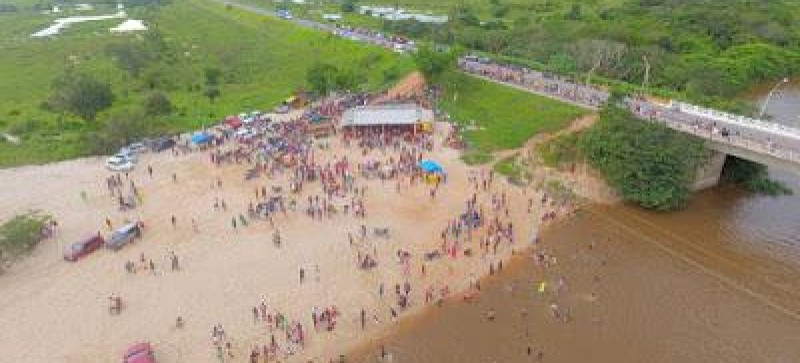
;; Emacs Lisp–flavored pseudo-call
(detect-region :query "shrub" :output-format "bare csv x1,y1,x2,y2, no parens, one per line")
0,212,51,271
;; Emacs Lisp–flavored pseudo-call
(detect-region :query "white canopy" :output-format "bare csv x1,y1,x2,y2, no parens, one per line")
110,19,147,33
341,104,433,127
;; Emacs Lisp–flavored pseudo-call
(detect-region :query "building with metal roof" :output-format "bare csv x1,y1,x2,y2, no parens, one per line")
340,104,433,129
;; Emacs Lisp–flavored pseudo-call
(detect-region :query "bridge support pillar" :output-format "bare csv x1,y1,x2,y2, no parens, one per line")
692,151,727,191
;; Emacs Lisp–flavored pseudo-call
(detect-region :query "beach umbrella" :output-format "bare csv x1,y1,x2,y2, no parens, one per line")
418,159,443,173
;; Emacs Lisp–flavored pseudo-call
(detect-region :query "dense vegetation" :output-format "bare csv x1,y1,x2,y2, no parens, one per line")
579,106,707,211
258,0,799,109
721,156,794,196
0,0,413,166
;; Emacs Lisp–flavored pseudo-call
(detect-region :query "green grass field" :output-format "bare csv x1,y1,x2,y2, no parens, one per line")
440,73,586,152
0,0,413,167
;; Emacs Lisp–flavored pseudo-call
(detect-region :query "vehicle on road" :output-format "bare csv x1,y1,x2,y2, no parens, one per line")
106,155,135,172
106,222,142,251
63,234,106,261
123,342,156,363
277,10,293,19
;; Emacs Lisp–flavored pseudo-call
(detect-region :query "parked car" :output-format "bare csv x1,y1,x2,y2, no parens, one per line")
123,342,156,363
106,223,142,251
127,142,148,154
63,234,106,261
106,156,135,172
116,148,138,163
149,137,176,153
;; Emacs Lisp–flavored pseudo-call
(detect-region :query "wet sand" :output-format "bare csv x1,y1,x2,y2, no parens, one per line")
350,206,800,362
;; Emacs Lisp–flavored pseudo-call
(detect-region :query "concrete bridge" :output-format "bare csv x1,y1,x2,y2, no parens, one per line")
458,59,800,188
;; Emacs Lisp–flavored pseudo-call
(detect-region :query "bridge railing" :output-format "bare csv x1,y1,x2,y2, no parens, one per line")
635,110,800,163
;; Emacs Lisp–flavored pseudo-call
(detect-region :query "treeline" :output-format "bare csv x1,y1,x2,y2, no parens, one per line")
305,53,406,96
380,0,800,103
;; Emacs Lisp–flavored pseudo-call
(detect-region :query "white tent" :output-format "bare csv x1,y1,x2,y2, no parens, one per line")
110,19,147,33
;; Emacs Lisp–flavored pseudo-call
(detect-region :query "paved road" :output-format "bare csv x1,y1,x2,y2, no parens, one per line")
213,0,800,168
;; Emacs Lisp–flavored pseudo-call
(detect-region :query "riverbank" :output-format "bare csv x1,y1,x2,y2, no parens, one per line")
349,201,800,362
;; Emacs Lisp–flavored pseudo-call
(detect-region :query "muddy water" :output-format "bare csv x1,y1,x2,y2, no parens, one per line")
349,86,800,362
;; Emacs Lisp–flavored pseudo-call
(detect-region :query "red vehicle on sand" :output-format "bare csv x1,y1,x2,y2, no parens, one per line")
63,234,106,261
123,342,156,363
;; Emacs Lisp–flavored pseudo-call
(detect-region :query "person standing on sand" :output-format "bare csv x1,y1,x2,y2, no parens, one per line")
171,215,176,228
171,253,179,271
147,165,153,179
360,308,366,330
231,217,237,230
300,268,305,283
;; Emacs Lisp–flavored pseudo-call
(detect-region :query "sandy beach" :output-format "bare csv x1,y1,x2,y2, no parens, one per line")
0,119,565,362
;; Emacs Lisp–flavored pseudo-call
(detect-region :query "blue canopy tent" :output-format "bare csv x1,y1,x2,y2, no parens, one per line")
190,132,212,145
418,159,443,174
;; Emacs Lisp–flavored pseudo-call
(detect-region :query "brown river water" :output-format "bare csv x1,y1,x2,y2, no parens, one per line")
349,85,800,362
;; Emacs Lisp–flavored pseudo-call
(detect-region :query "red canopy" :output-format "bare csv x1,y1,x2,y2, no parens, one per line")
225,116,242,129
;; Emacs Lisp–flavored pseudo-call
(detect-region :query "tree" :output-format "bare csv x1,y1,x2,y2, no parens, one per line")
306,63,339,95
46,71,114,121
204,67,222,87
106,42,152,78
341,0,357,13
412,45,459,84
203,86,220,103
334,67,366,92
105,110,144,146
142,91,173,116
204,67,222,102
567,39,627,85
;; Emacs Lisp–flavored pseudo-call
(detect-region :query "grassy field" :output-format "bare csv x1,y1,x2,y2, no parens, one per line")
440,73,586,152
0,0,587,167
0,0,413,167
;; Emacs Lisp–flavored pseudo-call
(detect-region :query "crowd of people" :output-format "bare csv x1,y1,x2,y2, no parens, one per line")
459,57,609,108
87,66,583,361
